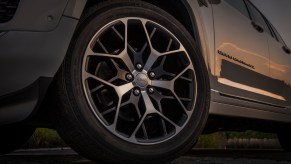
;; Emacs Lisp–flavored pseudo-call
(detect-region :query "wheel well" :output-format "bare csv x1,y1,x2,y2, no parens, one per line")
142,0,196,39
84,0,196,39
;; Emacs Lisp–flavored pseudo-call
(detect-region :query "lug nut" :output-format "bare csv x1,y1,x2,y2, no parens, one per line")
149,72,156,78
126,74,133,81
133,89,141,96
148,87,154,94
136,63,143,70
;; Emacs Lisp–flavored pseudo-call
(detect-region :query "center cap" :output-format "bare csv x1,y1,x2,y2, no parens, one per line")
135,73,149,88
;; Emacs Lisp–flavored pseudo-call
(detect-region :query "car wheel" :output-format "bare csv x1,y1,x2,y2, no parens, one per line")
54,1,210,163
0,126,35,155
278,130,291,151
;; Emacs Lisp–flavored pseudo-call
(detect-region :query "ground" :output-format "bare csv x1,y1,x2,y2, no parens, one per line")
0,148,290,164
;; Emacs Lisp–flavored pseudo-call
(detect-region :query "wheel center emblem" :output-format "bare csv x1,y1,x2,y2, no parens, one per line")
135,73,149,87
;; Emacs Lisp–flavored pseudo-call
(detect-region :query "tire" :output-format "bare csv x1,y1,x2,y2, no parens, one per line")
278,129,291,151
54,1,210,163
0,126,35,155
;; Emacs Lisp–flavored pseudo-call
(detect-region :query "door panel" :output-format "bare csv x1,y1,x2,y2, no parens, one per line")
212,0,280,105
267,35,291,107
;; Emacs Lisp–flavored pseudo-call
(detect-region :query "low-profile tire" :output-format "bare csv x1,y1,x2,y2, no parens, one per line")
278,130,291,151
54,1,210,163
0,126,35,155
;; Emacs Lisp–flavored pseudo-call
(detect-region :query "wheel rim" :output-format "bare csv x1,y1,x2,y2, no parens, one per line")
82,17,197,145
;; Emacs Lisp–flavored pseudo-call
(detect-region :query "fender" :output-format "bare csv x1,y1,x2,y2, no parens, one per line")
184,0,216,84
0,0,88,125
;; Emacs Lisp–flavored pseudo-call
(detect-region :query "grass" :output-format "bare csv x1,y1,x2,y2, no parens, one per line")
23,128,67,148
195,131,278,149
195,132,231,148
225,130,277,139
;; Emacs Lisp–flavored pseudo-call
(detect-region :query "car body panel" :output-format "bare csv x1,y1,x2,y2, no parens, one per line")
0,17,78,97
0,0,69,32
267,35,291,107
212,0,275,105
0,0,87,125
186,0,217,86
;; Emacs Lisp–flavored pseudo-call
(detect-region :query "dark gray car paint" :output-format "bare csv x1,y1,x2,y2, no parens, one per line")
63,0,87,19
0,0,69,32
0,17,78,125
0,17,78,97
0,0,87,125
0,79,39,125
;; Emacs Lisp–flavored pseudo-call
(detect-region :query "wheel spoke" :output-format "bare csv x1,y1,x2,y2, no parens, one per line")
97,39,109,53
130,92,158,139
112,26,124,41
152,80,174,91
163,96,175,100
130,112,147,140
151,65,192,91
110,59,128,81
86,19,135,72
109,99,122,131
121,18,129,48
115,82,134,97
166,39,173,52
144,49,159,70
118,50,135,72
157,112,181,130
173,65,193,81
149,92,168,136
85,48,119,59
90,77,117,93
128,44,137,54
140,42,148,54
161,118,168,136
84,71,133,98
144,46,185,71
160,46,185,56
179,97,192,102
102,106,116,116
141,19,155,50
112,25,142,61
142,91,158,114
120,18,136,71
150,89,164,102
172,92,191,116
160,55,167,66
140,20,160,71
124,93,149,139
149,56,176,79
83,72,115,88
179,76,192,82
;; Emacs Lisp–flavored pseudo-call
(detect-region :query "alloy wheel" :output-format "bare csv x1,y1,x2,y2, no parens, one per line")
82,17,197,145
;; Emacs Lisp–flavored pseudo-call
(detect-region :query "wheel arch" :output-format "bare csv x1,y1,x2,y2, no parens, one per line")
83,0,201,49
